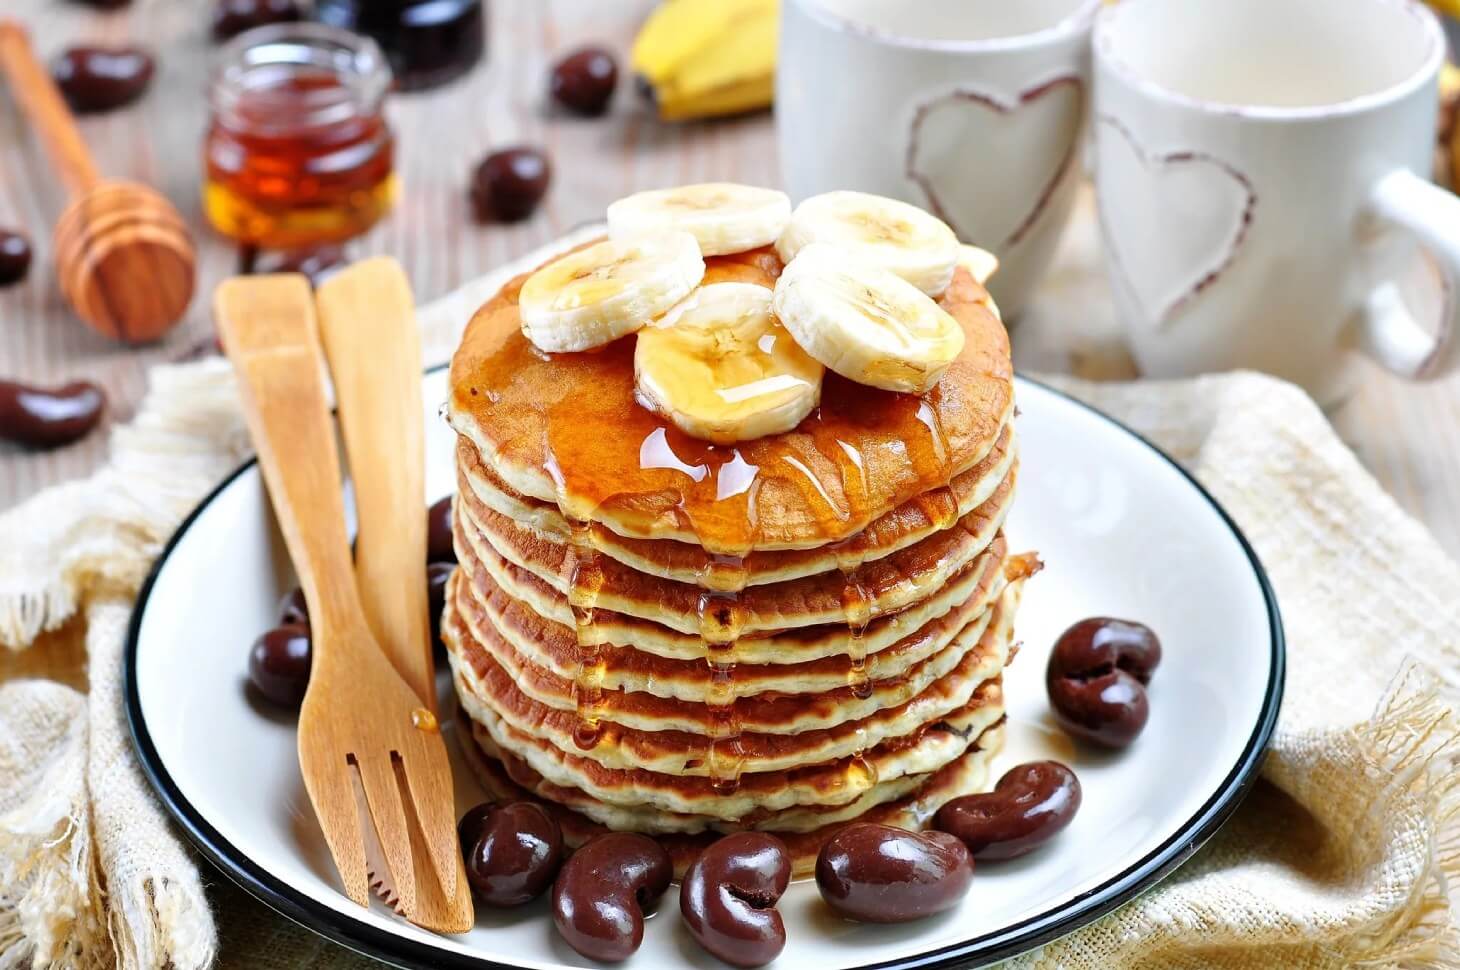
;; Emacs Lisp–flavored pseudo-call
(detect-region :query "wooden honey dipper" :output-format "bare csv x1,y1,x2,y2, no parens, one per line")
0,21,195,343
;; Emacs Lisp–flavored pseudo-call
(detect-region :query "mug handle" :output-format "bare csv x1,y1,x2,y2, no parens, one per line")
1358,168,1460,379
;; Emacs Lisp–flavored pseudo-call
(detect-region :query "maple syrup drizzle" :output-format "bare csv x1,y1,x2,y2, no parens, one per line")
566,519,608,750
698,589,747,791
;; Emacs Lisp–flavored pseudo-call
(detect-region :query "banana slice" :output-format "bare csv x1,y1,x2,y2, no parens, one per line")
635,282,823,443
519,232,705,353
776,191,960,296
607,183,792,256
958,244,999,285
773,243,965,394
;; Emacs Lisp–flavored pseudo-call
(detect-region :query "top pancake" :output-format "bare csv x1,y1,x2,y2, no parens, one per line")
447,244,1014,553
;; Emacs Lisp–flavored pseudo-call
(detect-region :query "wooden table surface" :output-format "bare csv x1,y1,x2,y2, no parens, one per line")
6,0,1460,564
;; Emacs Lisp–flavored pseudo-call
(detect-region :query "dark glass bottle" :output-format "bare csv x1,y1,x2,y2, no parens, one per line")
314,0,486,92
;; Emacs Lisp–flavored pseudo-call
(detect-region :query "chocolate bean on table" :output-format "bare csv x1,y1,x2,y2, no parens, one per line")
553,832,672,962
471,147,551,223
1046,617,1162,748
0,380,106,449
427,495,456,564
53,46,155,114
815,823,972,924
0,230,32,287
681,832,791,969
934,761,1082,861
550,46,618,117
463,801,564,907
247,623,312,708
212,0,304,41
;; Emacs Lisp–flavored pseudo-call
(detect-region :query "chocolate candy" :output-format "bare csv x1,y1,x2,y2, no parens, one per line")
1046,617,1162,748
0,380,106,449
463,801,563,907
247,623,311,708
681,833,790,968
53,46,155,114
552,832,672,962
550,46,618,117
427,496,456,564
934,761,1082,860
212,0,303,40
815,823,972,923
471,147,551,223
0,230,32,287
276,586,309,628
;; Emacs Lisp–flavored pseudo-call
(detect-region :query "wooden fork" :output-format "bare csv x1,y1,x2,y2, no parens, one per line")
215,275,467,929
314,257,474,929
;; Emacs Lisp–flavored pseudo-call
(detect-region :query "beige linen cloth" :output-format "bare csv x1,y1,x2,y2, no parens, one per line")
3,227,1460,969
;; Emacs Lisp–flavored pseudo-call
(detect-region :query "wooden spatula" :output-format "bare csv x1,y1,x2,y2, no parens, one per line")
314,257,473,929
215,274,471,932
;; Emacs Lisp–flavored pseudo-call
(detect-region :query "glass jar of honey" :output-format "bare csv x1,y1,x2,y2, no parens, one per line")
204,23,398,248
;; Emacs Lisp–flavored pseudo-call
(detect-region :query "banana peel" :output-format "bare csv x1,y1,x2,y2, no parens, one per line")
632,0,778,122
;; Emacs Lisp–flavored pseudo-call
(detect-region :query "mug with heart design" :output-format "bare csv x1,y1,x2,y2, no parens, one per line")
1094,0,1460,405
777,0,1101,320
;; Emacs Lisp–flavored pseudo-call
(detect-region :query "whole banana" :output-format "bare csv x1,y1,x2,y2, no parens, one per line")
632,0,778,122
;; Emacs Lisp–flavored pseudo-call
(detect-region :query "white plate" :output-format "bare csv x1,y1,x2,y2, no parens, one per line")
126,372,1282,970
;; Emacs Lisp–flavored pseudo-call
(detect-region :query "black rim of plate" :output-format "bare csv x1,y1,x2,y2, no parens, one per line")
125,373,1286,970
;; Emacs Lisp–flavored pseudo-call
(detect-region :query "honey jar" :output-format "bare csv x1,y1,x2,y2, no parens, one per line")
204,23,398,248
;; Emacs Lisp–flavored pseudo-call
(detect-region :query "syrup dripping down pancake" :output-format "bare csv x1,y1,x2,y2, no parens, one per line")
442,585,1016,786
449,551,1008,703
455,424,1016,590
456,516,1015,664
454,463,1015,636
448,567,1004,735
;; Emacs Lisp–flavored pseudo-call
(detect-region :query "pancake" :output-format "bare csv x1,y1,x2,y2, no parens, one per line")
460,715,1007,877
455,424,1016,590
452,667,1004,821
442,588,1015,784
448,560,1008,702
456,521,1014,664
446,249,1014,552
448,567,1007,735
454,461,1015,637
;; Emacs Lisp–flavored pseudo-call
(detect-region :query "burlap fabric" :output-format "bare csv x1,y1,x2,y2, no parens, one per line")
2,228,1457,969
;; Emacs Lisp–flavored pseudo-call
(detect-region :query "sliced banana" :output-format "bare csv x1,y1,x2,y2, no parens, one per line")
958,244,999,285
776,190,960,296
519,232,705,353
635,282,823,443
607,183,792,256
773,243,965,394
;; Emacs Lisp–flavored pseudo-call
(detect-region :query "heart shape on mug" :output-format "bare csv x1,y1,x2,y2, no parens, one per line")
905,77,1084,252
1095,116,1256,328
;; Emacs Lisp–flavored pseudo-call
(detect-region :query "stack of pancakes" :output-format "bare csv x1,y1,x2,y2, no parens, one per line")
442,245,1026,874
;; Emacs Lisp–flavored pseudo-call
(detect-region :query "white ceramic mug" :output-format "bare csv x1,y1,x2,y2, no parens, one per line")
777,0,1101,319
1094,0,1460,404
